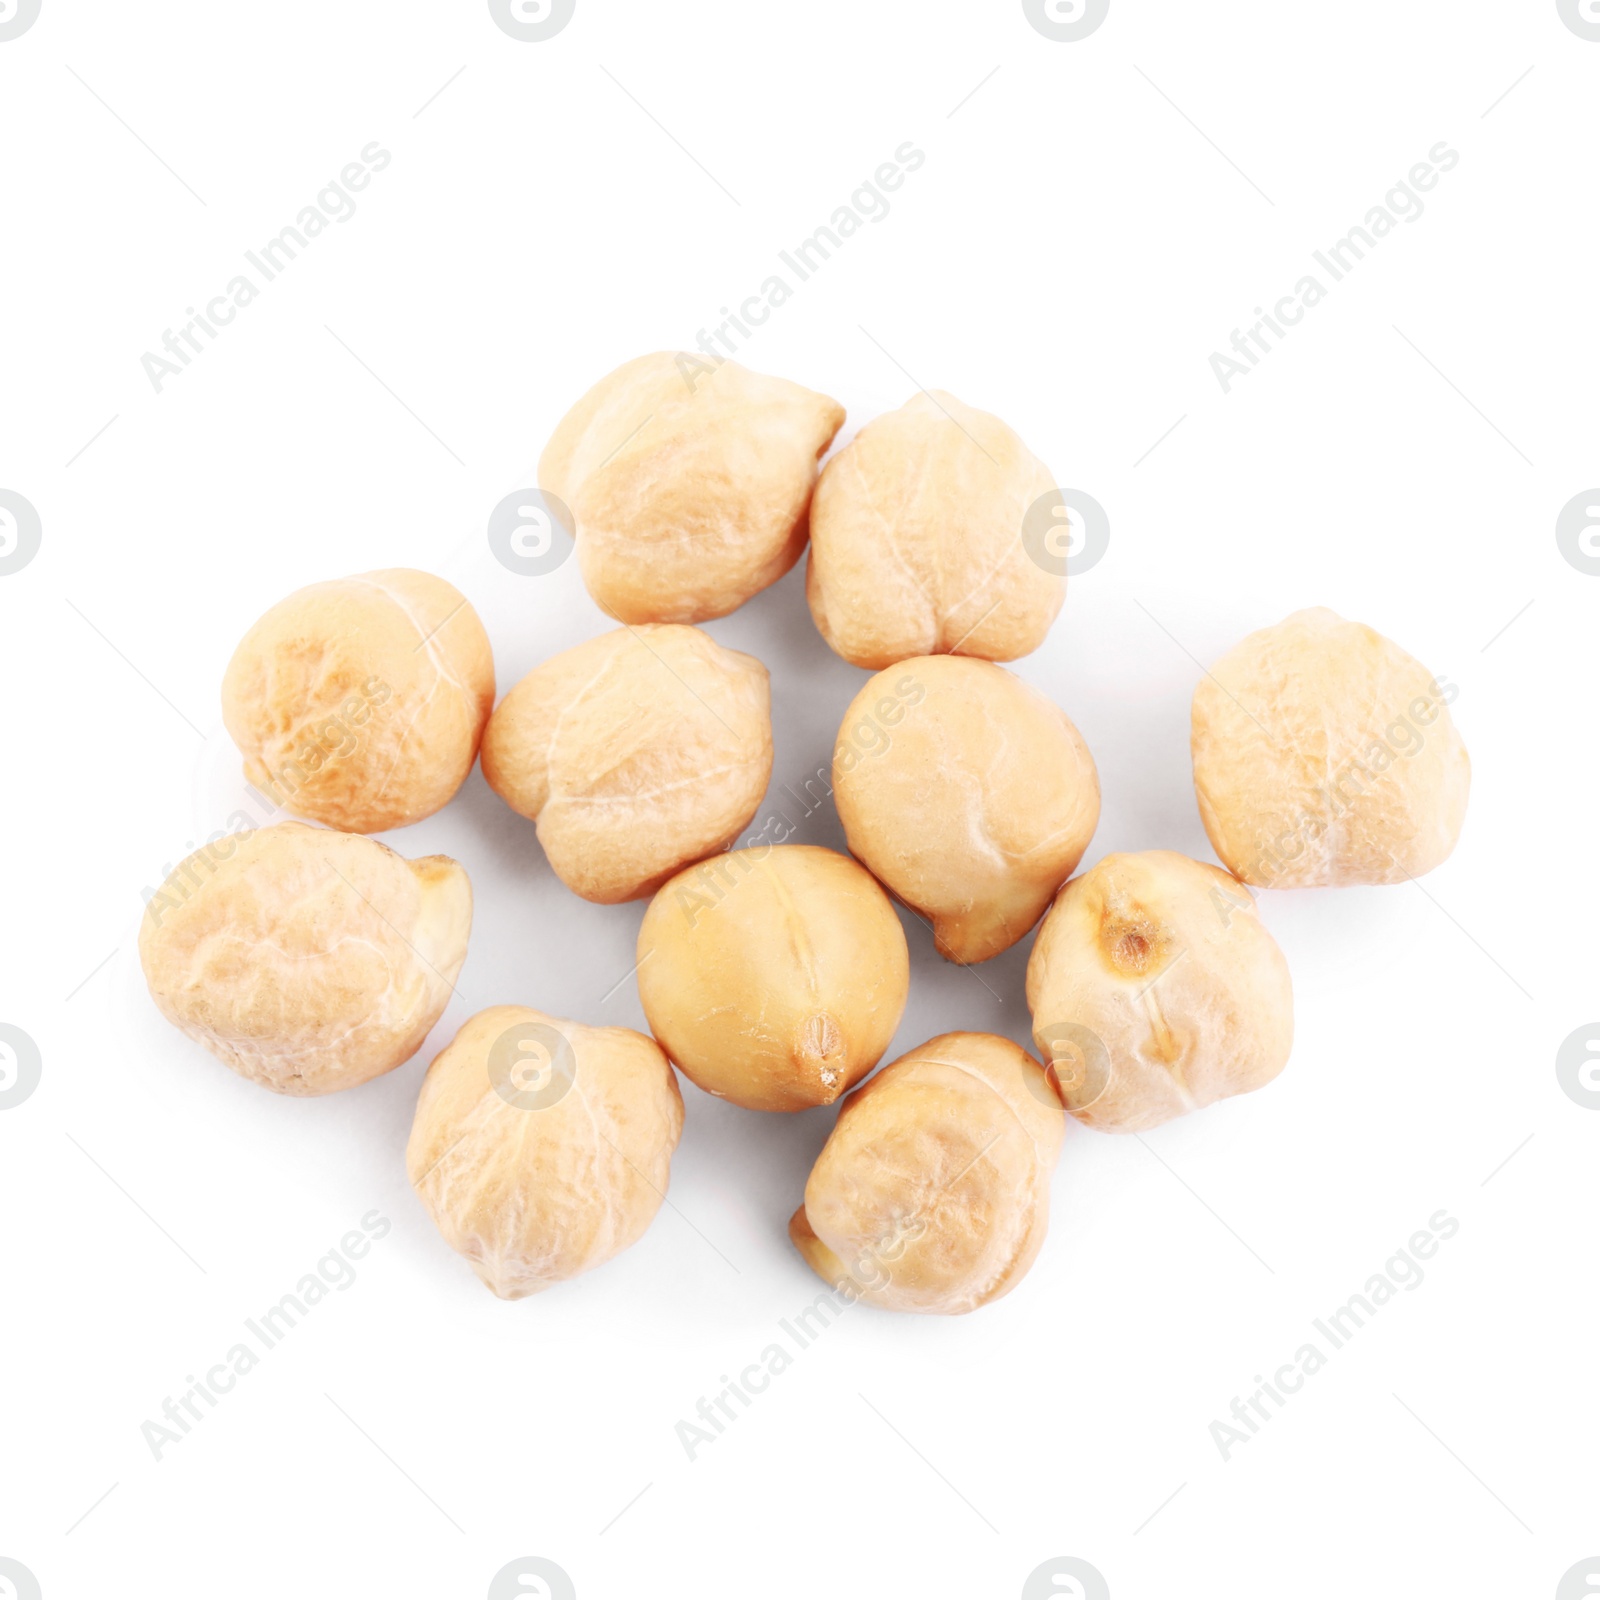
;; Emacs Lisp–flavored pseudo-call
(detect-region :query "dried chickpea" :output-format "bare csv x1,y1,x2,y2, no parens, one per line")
139,821,471,1096
1191,607,1470,887
833,655,1100,963
637,845,909,1111
480,624,772,903
540,352,845,623
221,568,494,833
407,1005,684,1300
807,390,1063,667
789,1032,1065,1315
1025,850,1293,1133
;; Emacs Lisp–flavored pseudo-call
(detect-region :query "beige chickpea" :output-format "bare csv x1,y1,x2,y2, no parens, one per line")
1025,850,1293,1133
636,845,909,1112
480,624,772,904
539,352,845,623
832,655,1100,964
222,568,495,834
139,822,471,1096
806,391,1063,668
789,1032,1065,1315
406,1005,684,1299
1191,607,1470,887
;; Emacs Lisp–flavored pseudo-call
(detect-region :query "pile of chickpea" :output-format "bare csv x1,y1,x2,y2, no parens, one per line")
140,352,1470,1312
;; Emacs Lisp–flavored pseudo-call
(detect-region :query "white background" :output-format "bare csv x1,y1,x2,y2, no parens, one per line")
2,2,1596,1597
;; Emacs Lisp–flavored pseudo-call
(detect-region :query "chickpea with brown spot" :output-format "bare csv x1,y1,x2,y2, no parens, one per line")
1026,850,1294,1132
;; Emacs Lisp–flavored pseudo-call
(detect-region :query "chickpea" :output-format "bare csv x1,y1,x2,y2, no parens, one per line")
833,655,1100,963
540,352,845,624
222,568,494,834
789,1032,1065,1315
1025,850,1293,1132
139,822,471,1096
1191,607,1470,887
406,1005,684,1299
637,845,909,1112
806,390,1063,668
480,624,772,904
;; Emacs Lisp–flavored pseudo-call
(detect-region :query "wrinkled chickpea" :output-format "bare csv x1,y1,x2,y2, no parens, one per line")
1191,607,1470,887
480,624,772,904
222,568,494,834
790,1032,1065,1315
139,822,471,1096
1026,850,1294,1132
540,352,845,623
407,1005,684,1299
807,390,1063,667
